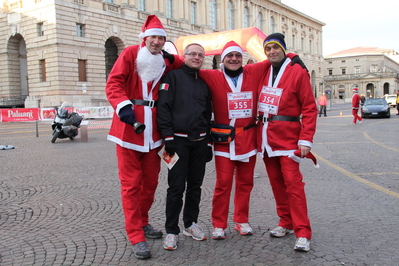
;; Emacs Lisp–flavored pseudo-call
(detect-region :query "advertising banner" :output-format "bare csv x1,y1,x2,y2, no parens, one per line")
1,108,41,122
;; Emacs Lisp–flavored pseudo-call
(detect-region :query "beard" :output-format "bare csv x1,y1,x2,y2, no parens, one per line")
136,47,165,83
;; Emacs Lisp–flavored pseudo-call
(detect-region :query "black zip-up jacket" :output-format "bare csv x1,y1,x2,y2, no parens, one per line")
157,63,212,141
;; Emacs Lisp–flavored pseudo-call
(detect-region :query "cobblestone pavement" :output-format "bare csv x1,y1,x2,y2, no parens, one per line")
1,103,399,266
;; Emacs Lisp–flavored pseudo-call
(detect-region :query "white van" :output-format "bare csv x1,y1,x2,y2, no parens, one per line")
384,94,397,108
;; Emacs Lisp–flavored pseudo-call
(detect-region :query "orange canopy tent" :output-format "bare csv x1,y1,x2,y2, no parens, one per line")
172,27,268,62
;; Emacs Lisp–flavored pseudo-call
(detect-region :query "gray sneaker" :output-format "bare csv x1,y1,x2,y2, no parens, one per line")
294,237,311,252
183,222,206,241
132,241,150,259
163,234,178,250
270,226,294,238
143,224,163,239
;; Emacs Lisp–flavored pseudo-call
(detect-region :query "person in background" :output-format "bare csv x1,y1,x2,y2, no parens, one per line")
318,92,328,117
351,88,363,124
199,41,307,240
257,33,317,252
157,43,213,251
105,15,181,259
360,94,366,105
396,91,399,115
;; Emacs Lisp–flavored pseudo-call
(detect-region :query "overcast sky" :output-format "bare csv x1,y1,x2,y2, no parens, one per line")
282,0,399,56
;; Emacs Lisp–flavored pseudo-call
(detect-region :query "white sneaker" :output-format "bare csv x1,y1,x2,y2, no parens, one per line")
270,226,294,237
183,222,206,241
294,237,310,252
234,223,253,235
212,227,226,240
163,234,178,250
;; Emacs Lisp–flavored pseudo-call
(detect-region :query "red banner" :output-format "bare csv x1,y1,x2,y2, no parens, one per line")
1,108,41,122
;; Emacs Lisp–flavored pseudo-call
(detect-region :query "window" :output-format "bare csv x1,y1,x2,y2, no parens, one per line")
227,1,234,30
341,60,346,63
37,22,44,36
342,69,346,75
40,59,46,82
301,38,304,51
210,0,217,29
190,1,197,24
355,67,360,74
269,16,274,33
76,24,84,37
78,59,87,82
309,40,312,54
243,7,250,28
138,0,145,11
328,69,333,76
257,12,263,31
292,35,296,50
166,0,173,18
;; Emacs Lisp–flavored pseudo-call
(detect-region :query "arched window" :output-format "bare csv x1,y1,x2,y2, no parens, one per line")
243,7,250,28
227,1,234,30
210,0,217,30
257,12,263,31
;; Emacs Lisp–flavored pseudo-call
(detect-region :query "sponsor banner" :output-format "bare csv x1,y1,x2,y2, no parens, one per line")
1,108,41,122
0,106,114,122
73,106,114,119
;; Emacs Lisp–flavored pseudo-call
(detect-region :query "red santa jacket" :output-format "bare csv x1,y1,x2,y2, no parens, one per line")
106,45,181,152
257,58,317,157
352,93,361,109
200,60,270,160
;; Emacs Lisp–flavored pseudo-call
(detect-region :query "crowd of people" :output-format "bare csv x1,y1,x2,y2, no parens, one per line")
105,15,317,259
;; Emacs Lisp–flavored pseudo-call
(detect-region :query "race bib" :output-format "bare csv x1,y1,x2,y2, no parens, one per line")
227,92,253,119
258,86,283,115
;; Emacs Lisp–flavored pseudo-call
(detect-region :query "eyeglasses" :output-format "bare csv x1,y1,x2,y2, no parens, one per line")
185,52,205,58
225,53,242,59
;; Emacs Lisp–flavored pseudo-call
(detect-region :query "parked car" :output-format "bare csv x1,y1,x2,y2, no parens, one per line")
361,98,390,118
383,94,397,108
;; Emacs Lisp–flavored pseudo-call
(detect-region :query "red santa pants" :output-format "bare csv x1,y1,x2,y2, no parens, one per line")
212,155,256,229
116,145,161,245
262,154,312,239
352,108,363,124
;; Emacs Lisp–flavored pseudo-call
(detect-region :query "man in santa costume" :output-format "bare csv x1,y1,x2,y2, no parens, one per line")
200,41,305,240
105,15,181,259
351,88,363,124
257,33,317,252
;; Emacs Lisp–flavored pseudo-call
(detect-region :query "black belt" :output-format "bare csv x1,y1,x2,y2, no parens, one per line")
130,99,157,108
259,115,300,123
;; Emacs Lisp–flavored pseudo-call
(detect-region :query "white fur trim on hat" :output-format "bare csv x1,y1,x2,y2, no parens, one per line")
221,46,243,61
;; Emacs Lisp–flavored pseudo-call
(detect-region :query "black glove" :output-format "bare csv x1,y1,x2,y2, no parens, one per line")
290,55,308,72
206,146,213,163
162,50,175,64
119,105,136,126
165,140,176,156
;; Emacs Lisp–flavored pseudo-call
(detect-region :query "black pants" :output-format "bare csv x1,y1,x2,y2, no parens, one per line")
319,105,327,116
165,137,207,234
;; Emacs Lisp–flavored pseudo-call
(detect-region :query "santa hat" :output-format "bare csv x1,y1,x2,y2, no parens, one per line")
221,41,243,61
288,150,319,169
139,15,166,40
352,88,359,93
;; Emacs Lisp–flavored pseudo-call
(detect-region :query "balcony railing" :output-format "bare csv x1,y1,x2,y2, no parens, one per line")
324,72,399,81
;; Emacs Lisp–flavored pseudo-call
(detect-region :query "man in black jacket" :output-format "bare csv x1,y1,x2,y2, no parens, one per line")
157,43,212,251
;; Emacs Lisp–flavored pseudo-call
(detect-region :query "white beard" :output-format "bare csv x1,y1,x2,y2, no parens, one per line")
136,47,165,83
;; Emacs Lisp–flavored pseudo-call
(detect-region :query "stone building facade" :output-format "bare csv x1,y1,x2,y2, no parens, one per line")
323,47,399,102
0,0,325,108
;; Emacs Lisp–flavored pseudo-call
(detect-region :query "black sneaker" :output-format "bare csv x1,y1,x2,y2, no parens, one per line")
132,241,150,259
143,224,163,239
